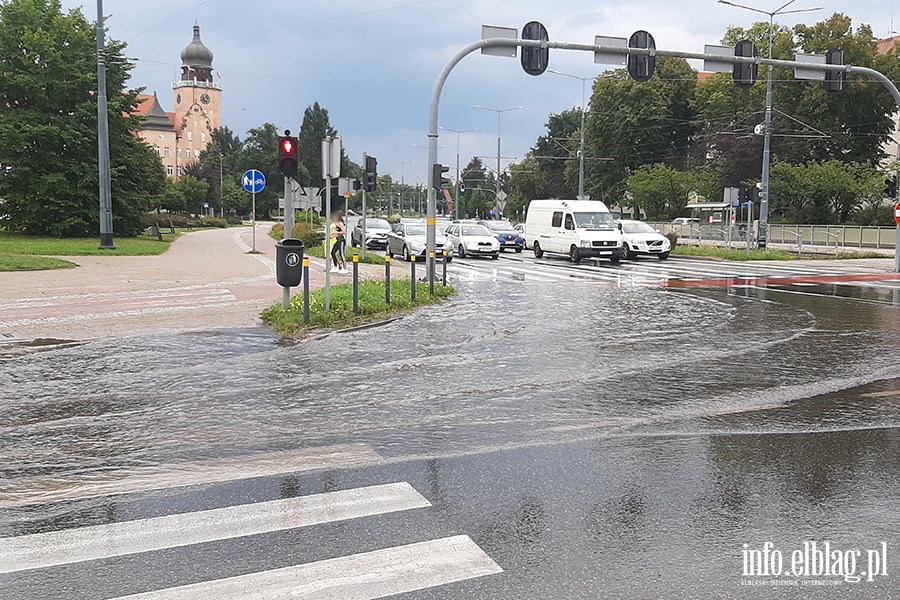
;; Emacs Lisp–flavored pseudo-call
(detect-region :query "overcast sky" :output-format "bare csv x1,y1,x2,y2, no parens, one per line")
66,0,894,183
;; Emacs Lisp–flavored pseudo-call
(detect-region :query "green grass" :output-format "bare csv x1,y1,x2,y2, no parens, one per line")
0,231,177,256
305,244,386,265
262,279,455,336
672,245,795,261
0,254,77,271
825,251,891,260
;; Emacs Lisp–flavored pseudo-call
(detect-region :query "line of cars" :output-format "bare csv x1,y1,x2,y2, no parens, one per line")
350,199,671,264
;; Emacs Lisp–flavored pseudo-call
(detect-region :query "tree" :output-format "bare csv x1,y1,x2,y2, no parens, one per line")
0,0,165,237
626,164,718,220
458,157,495,218
768,160,882,223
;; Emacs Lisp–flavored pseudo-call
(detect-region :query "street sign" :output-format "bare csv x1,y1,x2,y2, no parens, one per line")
242,170,266,193
894,202,900,226
482,25,517,57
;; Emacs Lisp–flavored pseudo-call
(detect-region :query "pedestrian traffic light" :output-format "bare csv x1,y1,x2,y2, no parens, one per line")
732,39,758,90
278,132,299,177
353,179,362,192
824,49,845,95
363,153,378,193
432,163,450,190
885,176,897,198
626,30,656,83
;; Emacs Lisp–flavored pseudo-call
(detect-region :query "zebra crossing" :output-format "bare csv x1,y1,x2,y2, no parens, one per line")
0,447,503,599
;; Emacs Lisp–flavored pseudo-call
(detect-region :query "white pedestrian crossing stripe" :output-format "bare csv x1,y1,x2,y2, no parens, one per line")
0,482,430,574
109,536,502,600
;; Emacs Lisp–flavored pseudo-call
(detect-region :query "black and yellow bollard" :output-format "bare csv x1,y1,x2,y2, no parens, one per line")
442,250,448,286
410,254,416,302
352,254,359,314
429,252,435,296
302,257,310,324
385,255,391,305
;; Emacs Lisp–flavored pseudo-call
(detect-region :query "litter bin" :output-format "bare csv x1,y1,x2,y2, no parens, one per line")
275,238,305,287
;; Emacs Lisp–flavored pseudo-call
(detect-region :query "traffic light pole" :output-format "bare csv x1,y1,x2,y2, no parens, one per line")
282,176,292,310
96,0,114,249
361,189,367,260
425,35,900,275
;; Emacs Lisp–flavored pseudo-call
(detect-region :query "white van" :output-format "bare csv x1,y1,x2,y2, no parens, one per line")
524,199,624,263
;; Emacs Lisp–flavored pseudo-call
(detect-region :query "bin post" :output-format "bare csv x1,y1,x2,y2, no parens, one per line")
410,255,416,302
352,255,359,315
303,257,310,325
385,255,391,305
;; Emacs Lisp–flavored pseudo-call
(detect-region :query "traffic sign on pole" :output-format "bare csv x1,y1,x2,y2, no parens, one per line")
894,202,900,226
242,170,266,193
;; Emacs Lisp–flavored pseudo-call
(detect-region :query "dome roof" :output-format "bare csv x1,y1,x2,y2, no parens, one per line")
180,25,213,68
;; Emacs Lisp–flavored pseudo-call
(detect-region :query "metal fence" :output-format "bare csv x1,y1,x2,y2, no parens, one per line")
648,223,897,250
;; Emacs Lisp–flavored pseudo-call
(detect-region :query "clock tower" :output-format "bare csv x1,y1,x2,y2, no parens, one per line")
173,24,221,171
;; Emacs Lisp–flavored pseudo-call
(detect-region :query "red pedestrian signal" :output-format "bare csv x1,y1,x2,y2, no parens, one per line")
278,132,299,177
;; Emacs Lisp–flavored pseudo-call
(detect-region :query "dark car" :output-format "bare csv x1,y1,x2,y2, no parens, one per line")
477,220,525,252
350,218,391,249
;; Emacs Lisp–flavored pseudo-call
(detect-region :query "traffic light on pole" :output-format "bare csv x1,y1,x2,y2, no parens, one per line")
885,176,897,199
278,133,299,177
363,154,378,192
732,39,759,90
432,163,450,190
824,49,845,95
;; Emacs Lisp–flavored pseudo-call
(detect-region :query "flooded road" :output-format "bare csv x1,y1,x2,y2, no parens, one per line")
2,267,900,598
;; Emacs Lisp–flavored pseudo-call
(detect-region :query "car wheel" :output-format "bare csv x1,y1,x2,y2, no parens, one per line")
402,245,411,261
458,244,466,258
350,236,358,248
533,241,543,258
658,252,670,260
491,253,499,260
515,247,523,253
569,246,582,264
610,256,621,264
622,245,634,259
445,254,452,263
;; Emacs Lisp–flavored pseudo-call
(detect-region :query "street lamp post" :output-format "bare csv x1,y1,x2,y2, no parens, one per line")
96,0,114,249
438,127,478,220
548,70,597,199
718,0,822,248
392,160,412,216
471,105,525,213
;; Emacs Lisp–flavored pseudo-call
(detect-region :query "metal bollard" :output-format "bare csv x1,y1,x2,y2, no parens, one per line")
303,258,310,324
442,250,448,286
411,254,417,302
429,252,435,296
385,255,391,305
352,254,359,315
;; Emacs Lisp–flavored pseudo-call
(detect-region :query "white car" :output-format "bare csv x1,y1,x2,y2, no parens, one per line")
672,217,699,225
445,222,500,259
386,221,451,262
618,220,671,260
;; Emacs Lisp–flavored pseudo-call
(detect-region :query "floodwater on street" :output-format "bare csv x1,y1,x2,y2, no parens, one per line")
2,273,900,598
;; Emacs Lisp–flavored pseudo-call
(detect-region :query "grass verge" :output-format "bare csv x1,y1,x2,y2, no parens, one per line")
0,254,77,271
824,251,891,260
262,279,455,336
673,245,795,261
305,244,386,265
0,231,178,256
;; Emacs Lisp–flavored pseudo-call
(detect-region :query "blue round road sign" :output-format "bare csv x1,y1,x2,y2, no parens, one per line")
242,170,266,194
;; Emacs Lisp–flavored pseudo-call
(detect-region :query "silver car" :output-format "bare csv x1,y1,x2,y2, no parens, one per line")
350,218,392,249
386,221,451,262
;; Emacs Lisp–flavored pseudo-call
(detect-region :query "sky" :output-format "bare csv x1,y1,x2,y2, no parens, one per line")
66,0,895,184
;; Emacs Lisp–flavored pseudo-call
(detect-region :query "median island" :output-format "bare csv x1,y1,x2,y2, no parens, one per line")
261,279,455,337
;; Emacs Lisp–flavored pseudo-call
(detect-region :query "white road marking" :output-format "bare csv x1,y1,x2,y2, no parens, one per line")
109,535,502,600
0,482,429,574
0,443,382,508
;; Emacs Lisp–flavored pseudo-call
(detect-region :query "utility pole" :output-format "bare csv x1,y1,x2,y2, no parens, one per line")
439,127,478,220
96,0,114,249
548,70,596,199
718,0,822,247
472,105,524,215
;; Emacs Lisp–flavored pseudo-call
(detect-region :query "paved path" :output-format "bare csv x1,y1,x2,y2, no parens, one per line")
0,225,383,341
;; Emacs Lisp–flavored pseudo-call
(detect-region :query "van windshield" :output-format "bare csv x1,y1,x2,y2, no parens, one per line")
573,212,615,230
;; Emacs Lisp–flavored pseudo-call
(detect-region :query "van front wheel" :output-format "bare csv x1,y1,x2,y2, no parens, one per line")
570,246,582,264
533,241,543,258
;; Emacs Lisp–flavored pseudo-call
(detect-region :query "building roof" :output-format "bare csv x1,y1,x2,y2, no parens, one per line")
697,71,714,82
181,24,213,69
136,93,175,131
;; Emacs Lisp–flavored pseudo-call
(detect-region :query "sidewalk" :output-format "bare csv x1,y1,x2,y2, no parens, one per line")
0,224,386,341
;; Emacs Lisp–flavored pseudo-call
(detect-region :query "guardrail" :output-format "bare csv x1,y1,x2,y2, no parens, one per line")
648,223,897,250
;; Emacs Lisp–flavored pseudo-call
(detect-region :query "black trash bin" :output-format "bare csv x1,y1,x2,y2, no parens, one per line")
275,238,305,287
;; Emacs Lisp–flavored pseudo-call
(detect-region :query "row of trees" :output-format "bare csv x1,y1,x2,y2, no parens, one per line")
505,13,900,224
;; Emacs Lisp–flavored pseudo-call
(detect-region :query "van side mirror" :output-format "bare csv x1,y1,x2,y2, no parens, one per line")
617,222,622,231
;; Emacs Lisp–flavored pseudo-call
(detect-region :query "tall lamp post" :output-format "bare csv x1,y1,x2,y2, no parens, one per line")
547,70,597,200
471,105,525,209
392,160,412,216
96,0,114,249
718,0,822,248
439,127,478,220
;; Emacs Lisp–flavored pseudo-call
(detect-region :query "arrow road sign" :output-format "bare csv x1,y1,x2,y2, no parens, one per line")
242,170,266,194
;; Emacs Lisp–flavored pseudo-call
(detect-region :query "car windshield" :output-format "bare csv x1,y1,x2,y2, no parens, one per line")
622,222,657,234
365,219,390,230
573,212,615,229
405,226,426,236
462,225,491,236
485,221,514,232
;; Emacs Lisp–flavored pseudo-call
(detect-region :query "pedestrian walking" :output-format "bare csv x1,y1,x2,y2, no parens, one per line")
329,210,348,274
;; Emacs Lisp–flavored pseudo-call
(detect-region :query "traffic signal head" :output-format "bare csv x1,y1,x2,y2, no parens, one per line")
732,40,759,91
432,163,450,190
627,30,656,83
365,154,377,176
278,134,299,177
364,173,377,193
824,49,845,95
885,176,897,198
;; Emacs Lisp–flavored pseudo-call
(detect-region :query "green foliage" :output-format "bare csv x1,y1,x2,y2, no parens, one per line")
261,280,455,336
458,157,496,218
672,246,795,261
0,0,165,237
768,160,882,223
269,222,325,248
0,230,174,255
0,254,76,271
626,164,720,220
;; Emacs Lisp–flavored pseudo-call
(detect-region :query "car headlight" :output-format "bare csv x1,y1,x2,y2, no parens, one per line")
580,240,592,248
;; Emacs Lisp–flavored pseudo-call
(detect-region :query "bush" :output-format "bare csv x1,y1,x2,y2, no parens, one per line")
270,222,325,247
200,217,228,228
225,217,244,226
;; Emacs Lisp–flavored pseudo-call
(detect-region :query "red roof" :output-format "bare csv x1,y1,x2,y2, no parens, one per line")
697,71,714,82
879,36,900,55
133,93,176,128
